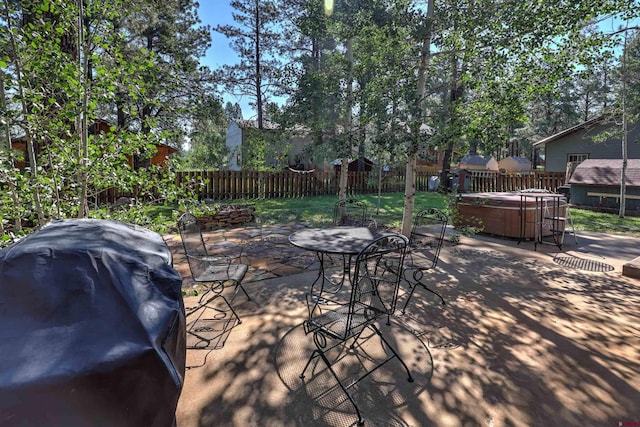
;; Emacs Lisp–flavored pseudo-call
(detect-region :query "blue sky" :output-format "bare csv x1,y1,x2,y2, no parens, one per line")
198,1,256,118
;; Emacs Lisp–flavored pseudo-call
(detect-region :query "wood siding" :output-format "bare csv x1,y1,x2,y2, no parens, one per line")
544,122,640,172
571,185,640,211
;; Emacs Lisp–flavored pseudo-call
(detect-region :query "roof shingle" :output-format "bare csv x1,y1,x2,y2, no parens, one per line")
569,159,640,187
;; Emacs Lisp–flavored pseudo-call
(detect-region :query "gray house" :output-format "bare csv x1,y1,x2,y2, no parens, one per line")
533,116,640,173
225,119,312,171
569,158,640,211
225,119,279,171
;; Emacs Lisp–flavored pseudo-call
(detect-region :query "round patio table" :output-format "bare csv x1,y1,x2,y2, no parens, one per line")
288,226,390,255
289,226,393,298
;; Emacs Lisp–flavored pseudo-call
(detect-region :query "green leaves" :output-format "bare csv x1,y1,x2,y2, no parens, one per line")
0,0,212,229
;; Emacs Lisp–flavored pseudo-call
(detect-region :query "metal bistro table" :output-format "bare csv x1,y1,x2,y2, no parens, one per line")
288,226,392,297
518,192,567,250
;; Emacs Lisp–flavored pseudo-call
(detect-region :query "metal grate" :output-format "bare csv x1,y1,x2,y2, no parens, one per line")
553,254,614,272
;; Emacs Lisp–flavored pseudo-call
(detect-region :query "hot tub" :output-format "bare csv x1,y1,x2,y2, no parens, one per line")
455,192,566,239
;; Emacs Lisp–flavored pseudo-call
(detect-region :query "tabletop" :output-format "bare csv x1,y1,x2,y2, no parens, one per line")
288,226,391,255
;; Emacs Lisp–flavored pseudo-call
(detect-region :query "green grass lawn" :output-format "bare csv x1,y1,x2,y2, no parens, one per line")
571,207,640,235
91,192,640,237
252,193,640,236
251,193,447,228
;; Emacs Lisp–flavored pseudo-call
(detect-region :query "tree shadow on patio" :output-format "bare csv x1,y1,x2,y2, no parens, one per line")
176,237,640,427
392,245,640,426
273,321,434,426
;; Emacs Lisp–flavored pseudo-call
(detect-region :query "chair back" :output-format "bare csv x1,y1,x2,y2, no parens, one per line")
340,234,408,338
178,213,208,277
333,199,368,226
304,234,408,341
408,208,448,270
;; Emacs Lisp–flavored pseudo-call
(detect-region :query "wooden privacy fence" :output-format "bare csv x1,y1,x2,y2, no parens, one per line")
91,169,567,204
176,170,436,200
466,171,566,193
174,169,566,201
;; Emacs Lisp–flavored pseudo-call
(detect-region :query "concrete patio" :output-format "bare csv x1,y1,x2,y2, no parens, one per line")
165,224,640,427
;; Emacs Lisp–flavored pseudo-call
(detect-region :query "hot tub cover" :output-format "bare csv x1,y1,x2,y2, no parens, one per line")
0,219,185,427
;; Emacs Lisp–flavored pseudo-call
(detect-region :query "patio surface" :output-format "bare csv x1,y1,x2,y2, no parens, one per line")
164,224,640,427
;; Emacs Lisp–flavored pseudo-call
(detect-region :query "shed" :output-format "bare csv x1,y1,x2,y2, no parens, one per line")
569,159,640,211
332,157,374,173
498,156,532,172
458,154,499,171
127,143,177,168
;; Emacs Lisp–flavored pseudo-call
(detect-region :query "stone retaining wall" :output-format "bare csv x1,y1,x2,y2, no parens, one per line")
196,205,255,229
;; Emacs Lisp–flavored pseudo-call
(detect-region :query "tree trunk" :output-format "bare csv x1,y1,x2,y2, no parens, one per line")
376,157,383,214
438,55,460,195
0,79,9,151
620,69,628,218
338,38,354,204
339,158,348,202
0,75,22,231
255,0,263,129
3,6,45,226
77,0,89,218
401,0,433,237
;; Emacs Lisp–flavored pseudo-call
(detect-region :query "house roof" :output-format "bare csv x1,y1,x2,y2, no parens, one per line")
460,154,494,165
532,115,606,147
158,143,177,154
569,159,640,187
500,156,530,164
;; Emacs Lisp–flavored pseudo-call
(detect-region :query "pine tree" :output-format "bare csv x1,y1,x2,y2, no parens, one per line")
215,0,282,129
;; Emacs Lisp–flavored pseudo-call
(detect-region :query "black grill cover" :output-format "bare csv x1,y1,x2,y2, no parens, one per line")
0,219,186,427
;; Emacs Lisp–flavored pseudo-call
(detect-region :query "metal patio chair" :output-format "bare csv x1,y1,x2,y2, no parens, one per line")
178,213,251,346
543,198,578,247
333,199,370,227
299,233,413,426
328,199,378,290
401,207,449,313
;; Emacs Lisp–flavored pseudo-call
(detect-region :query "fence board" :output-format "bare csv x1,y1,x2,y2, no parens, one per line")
467,171,565,193
94,168,566,204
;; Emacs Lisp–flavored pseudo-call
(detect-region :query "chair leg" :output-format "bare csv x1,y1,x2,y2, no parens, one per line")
299,348,319,380
232,280,251,301
402,282,419,314
189,289,242,324
301,346,365,426
420,283,446,306
371,324,414,383
185,293,242,349
221,294,242,323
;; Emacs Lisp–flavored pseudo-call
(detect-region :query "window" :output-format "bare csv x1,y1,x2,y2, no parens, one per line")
236,153,241,165
567,153,588,164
